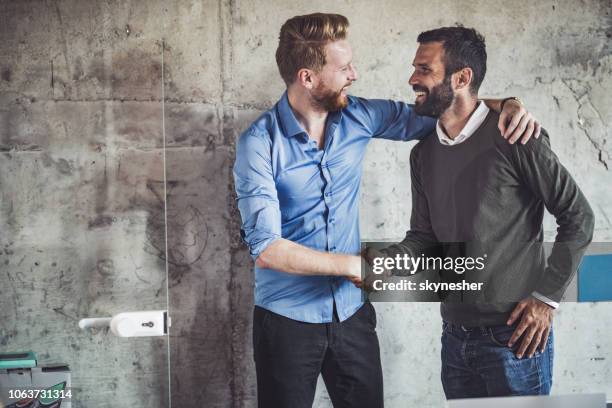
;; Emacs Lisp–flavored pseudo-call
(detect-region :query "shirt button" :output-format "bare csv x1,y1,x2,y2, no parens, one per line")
329,217,335,223
325,192,331,197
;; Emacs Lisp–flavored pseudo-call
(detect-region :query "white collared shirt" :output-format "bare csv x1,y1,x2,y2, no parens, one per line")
435,100,490,145
434,101,559,309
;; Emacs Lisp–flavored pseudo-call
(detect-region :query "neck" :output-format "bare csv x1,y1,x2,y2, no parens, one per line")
287,86,329,141
439,94,478,140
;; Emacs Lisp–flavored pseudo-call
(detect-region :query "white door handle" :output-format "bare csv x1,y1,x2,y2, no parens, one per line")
78,310,170,337
78,317,112,329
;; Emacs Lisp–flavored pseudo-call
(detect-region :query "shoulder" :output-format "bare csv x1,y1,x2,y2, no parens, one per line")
483,109,551,154
491,123,554,173
237,109,277,151
344,95,403,113
410,132,435,164
485,110,513,153
236,114,279,167
342,95,375,120
344,96,420,134
510,127,553,159
345,95,369,110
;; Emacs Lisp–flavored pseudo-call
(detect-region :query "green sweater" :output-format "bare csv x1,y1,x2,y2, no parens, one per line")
383,110,594,327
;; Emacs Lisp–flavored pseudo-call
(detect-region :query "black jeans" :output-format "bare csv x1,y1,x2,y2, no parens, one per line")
253,302,383,408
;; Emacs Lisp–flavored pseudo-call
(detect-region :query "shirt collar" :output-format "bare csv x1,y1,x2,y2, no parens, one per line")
277,91,344,139
277,91,307,138
436,101,490,146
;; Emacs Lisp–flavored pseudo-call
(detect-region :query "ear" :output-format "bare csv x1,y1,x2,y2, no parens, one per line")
452,67,473,91
296,68,316,89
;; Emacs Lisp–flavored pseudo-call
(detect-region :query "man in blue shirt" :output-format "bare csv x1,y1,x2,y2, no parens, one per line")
233,13,540,408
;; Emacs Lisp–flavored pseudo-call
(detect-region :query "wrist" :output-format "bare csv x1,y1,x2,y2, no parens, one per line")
341,255,362,278
500,96,522,111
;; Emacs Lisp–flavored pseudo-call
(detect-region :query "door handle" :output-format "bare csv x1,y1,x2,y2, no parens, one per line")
78,310,170,337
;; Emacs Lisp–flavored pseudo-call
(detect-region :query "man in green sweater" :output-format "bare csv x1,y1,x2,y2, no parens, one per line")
364,27,594,398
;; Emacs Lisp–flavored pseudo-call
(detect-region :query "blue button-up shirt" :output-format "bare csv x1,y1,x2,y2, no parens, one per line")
233,92,435,323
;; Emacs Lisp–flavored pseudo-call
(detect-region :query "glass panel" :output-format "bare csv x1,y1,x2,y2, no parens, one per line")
159,2,241,406
0,1,170,407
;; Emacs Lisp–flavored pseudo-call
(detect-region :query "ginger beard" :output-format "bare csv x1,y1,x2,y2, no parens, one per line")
413,75,454,118
311,80,351,112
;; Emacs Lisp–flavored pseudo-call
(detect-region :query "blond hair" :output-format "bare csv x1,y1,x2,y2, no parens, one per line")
275,13,349,86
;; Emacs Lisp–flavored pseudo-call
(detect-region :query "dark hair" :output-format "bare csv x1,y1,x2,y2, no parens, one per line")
276,13,349,86
417,26,487,93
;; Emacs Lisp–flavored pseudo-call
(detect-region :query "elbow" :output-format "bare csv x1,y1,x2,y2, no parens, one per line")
255,253,269,269
576,202,596,245
251,238,282,269
255,244,275,269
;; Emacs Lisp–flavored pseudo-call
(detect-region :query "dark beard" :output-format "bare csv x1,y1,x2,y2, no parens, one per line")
414,76,454,117
312,84,348,112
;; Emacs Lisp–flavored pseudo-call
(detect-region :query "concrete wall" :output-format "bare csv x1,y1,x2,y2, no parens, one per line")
0,1,610,407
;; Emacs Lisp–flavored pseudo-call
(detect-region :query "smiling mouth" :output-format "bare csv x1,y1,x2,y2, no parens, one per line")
414,91,427,103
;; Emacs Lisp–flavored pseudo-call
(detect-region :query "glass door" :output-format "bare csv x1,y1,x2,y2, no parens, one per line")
0,2,171,407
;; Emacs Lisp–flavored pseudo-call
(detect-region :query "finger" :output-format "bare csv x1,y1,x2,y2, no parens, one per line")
508,114,529,144
527,330,542,357
508,319,528,346
503,110,523,139
507,301,526,325
520,119,536,145
539,325,550,353
516,327,537,358
534,122,541,139
498,111,508,135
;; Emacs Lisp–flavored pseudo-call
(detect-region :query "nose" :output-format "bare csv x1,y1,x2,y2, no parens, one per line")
349,63,358,81
408,71,418,86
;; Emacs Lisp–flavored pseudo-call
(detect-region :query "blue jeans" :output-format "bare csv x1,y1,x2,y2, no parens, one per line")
441,321,553,399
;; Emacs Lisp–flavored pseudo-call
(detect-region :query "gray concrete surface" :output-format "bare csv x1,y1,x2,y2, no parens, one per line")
0,0,610,407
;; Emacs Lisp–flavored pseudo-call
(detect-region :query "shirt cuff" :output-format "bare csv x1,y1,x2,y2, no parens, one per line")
249,235,281,262
531,291,559,309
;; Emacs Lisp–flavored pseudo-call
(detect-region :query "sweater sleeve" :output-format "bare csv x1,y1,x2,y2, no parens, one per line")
512,129,595,303
381,143,441,271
